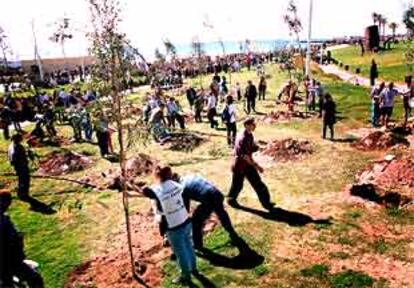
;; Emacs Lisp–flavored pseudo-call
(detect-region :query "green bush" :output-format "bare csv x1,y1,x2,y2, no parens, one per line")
330,270,374,288
300,264,330,279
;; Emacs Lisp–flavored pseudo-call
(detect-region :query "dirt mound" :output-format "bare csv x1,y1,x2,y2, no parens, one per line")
353,131,408,151
356,156,414,191
163,133,204,151
66,212,219,288
350,156,414,207
82,154,157,190
260,111,314,124
125,154,158,178
27,136,72,148
260,138,313,162
37,151,93,176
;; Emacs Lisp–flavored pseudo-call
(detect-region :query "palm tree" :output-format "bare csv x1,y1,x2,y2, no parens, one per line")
372,12,379,26
377,15,387,40
389,22,398,39
0,26,9,69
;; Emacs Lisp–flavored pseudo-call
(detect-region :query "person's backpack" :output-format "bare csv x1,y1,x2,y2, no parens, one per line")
222,105,232,123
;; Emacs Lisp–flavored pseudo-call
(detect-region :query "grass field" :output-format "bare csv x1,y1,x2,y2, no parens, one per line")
331,42,410,83
1,64,412,287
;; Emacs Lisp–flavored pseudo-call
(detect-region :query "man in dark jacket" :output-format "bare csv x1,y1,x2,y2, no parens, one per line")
8,134,31,200
186,87,197,109
0,105,12,140
227,118,274,210
245,80,257,114
370,59,378,87
0,191,44,287
322,93,336,140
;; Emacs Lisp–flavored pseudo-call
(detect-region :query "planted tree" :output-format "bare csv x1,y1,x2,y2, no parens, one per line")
191,36,205,88
50,17,73,66
283,0,305,78
87,0,150,284
0,26,10,70
403,5,414,38
403,6,414,79
163,38,177,59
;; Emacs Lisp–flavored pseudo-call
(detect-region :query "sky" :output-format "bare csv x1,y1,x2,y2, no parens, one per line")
1,0,413,60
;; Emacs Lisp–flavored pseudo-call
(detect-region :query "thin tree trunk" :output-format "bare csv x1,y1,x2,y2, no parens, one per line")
111,44,136,278
1,46,8,69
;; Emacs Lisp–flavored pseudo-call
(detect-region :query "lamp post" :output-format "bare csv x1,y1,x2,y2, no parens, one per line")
305,0,313,78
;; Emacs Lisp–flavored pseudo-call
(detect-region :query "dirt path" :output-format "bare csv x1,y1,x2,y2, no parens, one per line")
318,64,406,91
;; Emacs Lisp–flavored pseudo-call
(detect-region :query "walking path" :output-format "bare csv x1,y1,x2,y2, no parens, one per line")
318,64,406,91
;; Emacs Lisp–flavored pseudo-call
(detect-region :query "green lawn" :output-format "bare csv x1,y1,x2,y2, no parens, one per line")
331,42,411,83
1,64,412,287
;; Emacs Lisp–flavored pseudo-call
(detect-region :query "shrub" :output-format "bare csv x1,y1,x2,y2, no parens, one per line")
330,270,374,288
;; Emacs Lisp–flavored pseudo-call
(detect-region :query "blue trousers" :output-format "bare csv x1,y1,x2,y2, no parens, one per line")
82,122,93,141
166,221,196,280
371,103,380,127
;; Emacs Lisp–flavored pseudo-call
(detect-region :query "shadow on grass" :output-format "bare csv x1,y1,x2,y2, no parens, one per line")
23,196,56,215
234,204,332,227
191,271,217,288
350,184,411,208
197,236,264,270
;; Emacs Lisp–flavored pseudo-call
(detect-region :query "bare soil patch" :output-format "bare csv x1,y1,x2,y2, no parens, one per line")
36,151,93,176
258,138,313,162
162,132,205,152
66,212,219,288
260,111,316,124
82,154,157,190
350,155,414,206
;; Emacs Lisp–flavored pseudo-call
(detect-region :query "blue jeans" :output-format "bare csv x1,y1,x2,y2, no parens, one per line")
371,103,380,127
82,122,93,141
166,221,196,280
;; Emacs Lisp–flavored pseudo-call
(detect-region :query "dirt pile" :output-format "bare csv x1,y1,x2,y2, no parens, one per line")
356,156,414,191
37,151,93,176
27,136,72,148
66,213,165,288
66,212,219,288
82,154,157,190
260,138,313,162
163,133,204,151
261,111,315,124
350,156,414,208
125,154,158,178
352,130,409,151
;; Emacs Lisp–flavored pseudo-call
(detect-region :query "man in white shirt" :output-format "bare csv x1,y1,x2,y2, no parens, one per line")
379,82,399,128
207,93,218,129
222,95,237,147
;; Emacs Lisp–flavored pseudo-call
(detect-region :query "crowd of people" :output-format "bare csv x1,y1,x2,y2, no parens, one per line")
8,48,414,286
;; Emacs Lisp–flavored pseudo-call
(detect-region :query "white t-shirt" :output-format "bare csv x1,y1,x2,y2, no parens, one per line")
151,180,188,229
380,88,399,108
207,95,216,110
227,104,236,123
